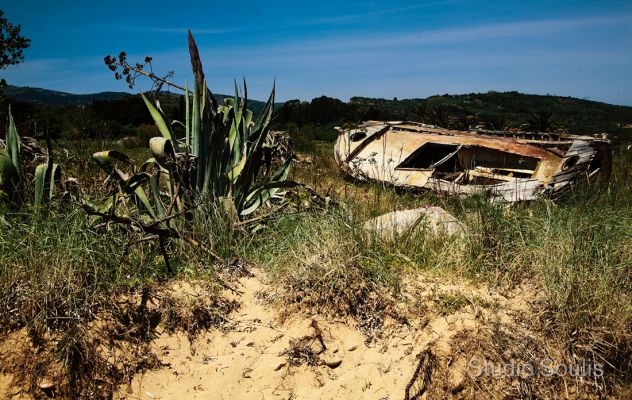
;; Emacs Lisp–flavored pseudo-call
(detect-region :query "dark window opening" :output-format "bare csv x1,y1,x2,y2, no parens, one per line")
395,142,539,185
350,131,367,142
460,147,539,173
396,143,461,169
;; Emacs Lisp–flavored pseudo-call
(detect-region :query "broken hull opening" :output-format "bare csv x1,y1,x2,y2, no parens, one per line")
395,142,540,185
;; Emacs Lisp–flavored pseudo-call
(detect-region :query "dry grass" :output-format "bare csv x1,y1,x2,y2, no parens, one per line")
251,210,405,339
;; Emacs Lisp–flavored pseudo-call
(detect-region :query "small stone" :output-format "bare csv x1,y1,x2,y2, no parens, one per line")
364,207,466,239
323,357,342,369
347,344,358,352
272,361,287,371
39,381,55,393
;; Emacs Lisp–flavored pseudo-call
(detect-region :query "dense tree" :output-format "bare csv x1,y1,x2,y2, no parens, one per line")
428,105,450,127
479,113,507,130
0,10,30,69
527,111,556,132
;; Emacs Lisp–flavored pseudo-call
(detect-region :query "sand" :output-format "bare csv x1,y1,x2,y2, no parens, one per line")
111,270,530,400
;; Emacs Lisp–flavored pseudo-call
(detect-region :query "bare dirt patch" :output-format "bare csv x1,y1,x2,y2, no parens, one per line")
1,268,626,399
106,268,616,400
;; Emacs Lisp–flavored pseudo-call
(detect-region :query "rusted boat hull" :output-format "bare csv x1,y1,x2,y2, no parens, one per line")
334,121,611,202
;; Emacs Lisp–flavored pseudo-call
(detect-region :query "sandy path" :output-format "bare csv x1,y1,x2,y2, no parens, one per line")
115,270,511,400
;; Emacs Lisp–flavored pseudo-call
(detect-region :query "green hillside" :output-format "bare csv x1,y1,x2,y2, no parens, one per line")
347,91,632,134
6,85,131,106
5,85,281,115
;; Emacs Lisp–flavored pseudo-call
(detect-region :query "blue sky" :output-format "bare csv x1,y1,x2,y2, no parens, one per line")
1,0,631,105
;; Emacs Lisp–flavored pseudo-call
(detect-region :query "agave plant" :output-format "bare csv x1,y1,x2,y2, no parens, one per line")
0,110,20,204
92,32,292,227
0,108,69,209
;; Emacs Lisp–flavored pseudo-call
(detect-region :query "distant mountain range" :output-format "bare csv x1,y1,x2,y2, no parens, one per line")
5,85,280,114
6,85,133,106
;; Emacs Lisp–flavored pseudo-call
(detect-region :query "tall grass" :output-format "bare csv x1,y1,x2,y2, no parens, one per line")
0,211,128,333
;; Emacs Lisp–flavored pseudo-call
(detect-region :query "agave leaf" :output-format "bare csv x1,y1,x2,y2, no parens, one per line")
0,150,19,203
6,107,21,179
119,172,155,218
201,77,207,116
201,102,219,194
243,110,253,140
188,30,206,102
240,180,295,216
233,82,275,202
228,118,240,154
149,172,166,217
50,163,61,200
233,79,243,132
149,137,175,164
81,195,116,214
242,78,248,122
230,117,246,175
185,80,190,148
228,141,247,183
34,162,61,207
240,158,292,216
124,172,151,192
195,81,211,193
142,157,172,211
228,81,244,175
141,94,178,151
34,163,48,206
191,79,201,158
93,150,132,169
233,95,274,204
93,150,156,218
141,157,169,175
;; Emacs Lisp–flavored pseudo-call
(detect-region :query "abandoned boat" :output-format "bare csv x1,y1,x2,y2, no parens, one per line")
334,121,611,202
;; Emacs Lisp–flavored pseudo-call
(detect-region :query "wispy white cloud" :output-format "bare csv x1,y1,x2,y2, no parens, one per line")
287,13,632,52
297,0,464,25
